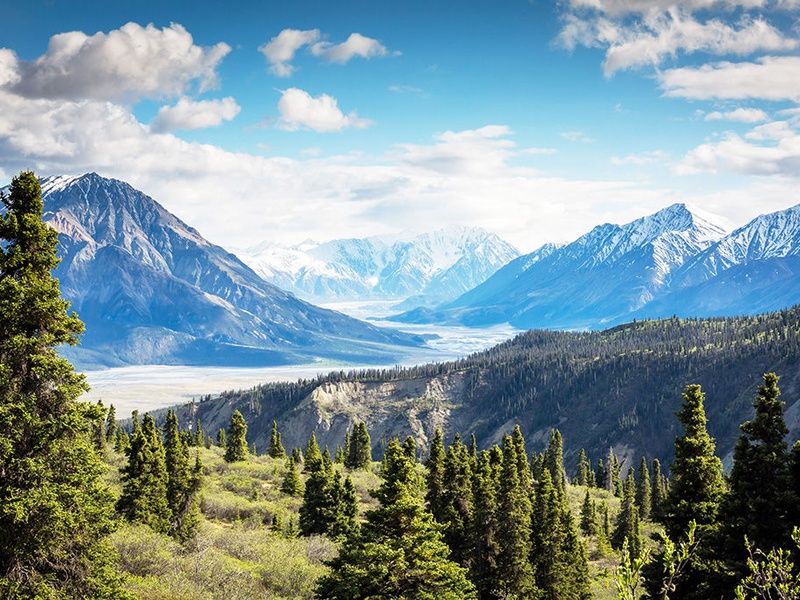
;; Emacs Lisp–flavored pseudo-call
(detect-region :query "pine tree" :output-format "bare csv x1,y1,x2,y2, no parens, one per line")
402,435,417,461
577,448,591,486
545,428,567,495
163,411,201,541
425,427,446,521
606,448,621,496
636,456,652,521
580,489,597,536
0,171,126,597
328,472,359,541
663,384,726,539
595,457,607,489
612,471,642,559
469,451,501,598
304,432,322,473
292,446,303,465
651,458,667,521
118,414,171,534
315,439,476,599
300,452,336,535
495,435,538,598
512,424,533,492
345,421,372,470
440,435,473,566
268,420,286,459
224,410,248,463
721,373,794,583
281,456,304,497
105,404,117,444
216,428,226,448
93,400,107,450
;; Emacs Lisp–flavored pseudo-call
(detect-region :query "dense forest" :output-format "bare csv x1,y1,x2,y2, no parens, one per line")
3,171,800,599
178,305,800,469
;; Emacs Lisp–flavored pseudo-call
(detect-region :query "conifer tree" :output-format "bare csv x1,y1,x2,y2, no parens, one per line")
268,420,286,459
440,435,473,565
651,458,666,520
216,428,226,448
663,384,725,539
595,457,607,489
304,432,322,473
0,171,126,597
345,421,372,469
577,449,591,486
612,471,642,558
105,404,117,444
402,435,417,461
328,472,359,541
545,428,567,495
721,373,794,580
224,410,248,463
512,424,533,492
636,456,652,521
531,451,546,482
606,448,621,496
495,435,538,598
163,411,202,541
469,433,478,462
93,400,107,450
580,489,597,536
315,439,476,599
469,451,501,597
118,414,171,534
425,427,446,521
281,456,304,497
292,446,303,465
300,451,338,535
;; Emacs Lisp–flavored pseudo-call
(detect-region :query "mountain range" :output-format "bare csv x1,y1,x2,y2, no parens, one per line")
234,227,520,308
30,173,424,368
391,202,800,329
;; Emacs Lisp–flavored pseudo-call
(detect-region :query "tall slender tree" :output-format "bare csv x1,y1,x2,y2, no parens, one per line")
281,456,304,496
345,421,372,470
304,432,323,473
0,171,126,597
163,411,201,541
651,458,667,521
545,428,567,495
105,404,117,444
576,449,591,487
612,471,642,559
636,456,652,521
268,420,286,459
224,410,248,463
469,450,501,598
425,427,446,521
440,435,473,566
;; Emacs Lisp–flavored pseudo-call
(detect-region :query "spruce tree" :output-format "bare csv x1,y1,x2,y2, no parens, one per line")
300,452,336,535
304,432,322,473
470,451,501,598
163,411,201,541
216,428,226,448
495,435,538,598
268,420,286,459
612,471,642,558
595,457,607,489
425,427,446,521
224,410,248,463
0,171,125,597
636,456,652,521
345,421,372,470
576,449,591,486
281,456,304,497
664,384,725,539
651,458,666,521
545,428,567,496
721,373,794,581
118,414,171,534
315,439,476,599
105,404,117,444
440,435,473,566
328,472,359,541
402,435,417,461
580,489,597,536
512,424,533,492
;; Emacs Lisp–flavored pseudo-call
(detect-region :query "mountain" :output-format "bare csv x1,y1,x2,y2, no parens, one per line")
167,306,800,471
30,173,424,368
235,226,520,307
392,203,727,328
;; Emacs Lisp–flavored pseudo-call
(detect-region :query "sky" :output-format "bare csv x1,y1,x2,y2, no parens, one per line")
0,0,799,251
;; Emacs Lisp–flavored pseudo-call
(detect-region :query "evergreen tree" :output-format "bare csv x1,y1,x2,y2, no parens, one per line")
576,448,591,486
664,384,726,539
636,456,652,521
580,489,597,536
595,457,607,490
425,427,446,521
223,410,248,463
328,472,359,541
606,448,621,496
545,428,567,495
118,414,171,534
495,435,538,598
721,373,794,583
0,171,126,598
512,424,533,492
268,420,286,459
93,400,107,450
469,451,501,598
292,446,303,465
402,435,417,461
105,404,117,444
315,439,476,599
304,432,322,473
612,471,642,558
440,435,473,566
163,411,201,541
216,428,226,448
345,421,372,470
651,458,667,521
281,456,304,497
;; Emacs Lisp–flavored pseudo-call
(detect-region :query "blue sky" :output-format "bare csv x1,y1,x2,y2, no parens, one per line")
1,0,799,250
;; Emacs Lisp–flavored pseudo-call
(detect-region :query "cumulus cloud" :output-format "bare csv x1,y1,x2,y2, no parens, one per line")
259,28,321,77
276,87,371,132
559,9,797,76
310,33,389,63
259,29,392,76
704,107,769,122
150,96,240,132
2,22,230,102
659,56,800,101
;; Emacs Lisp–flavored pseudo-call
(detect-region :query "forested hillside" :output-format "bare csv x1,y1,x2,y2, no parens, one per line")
175,307,800,469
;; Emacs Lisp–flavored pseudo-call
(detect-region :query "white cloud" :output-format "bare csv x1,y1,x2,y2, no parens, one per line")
258,29,320,77
565,0,777,15
310,33,389,63
0,49,20,87
560,130,595,143
559,9,797,76
4,22,230,102
704,107,769,122
676,119,800,176
150,96,240,132
259,29,392,76
611,150,669,165
276,87,371,132
388,84,425,95
659,56,800,101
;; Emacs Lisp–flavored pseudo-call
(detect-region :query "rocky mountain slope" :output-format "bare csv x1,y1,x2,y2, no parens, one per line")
32,173,424,368
235,226,520,307
169,306,800,470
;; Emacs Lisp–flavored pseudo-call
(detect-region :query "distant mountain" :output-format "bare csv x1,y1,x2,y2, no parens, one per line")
30,173,424,368
235,227,520,308
392,203,728,328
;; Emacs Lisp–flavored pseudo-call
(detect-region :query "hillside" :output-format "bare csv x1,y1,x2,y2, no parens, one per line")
29,173,424,367
168,306,800,470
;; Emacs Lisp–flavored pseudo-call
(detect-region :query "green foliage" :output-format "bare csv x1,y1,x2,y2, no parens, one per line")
224,410,248,463
0,171,126,598
303,432,322,473
612,472,642,559
614,538,650,600
469,450,501,597
163,411,202,542
344,421,372,470
439,434,473,565
425,427,446,520
577,448,592,486
734,527,800,600
651,458,666,521
105,404,118,444
581,489,598,536
268,420,286,459
280,456,304,497
636,457,652,521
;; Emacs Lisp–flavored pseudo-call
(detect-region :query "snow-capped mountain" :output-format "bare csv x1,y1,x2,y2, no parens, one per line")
391,203,730,328
29,173,423,367
235,226,520,307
